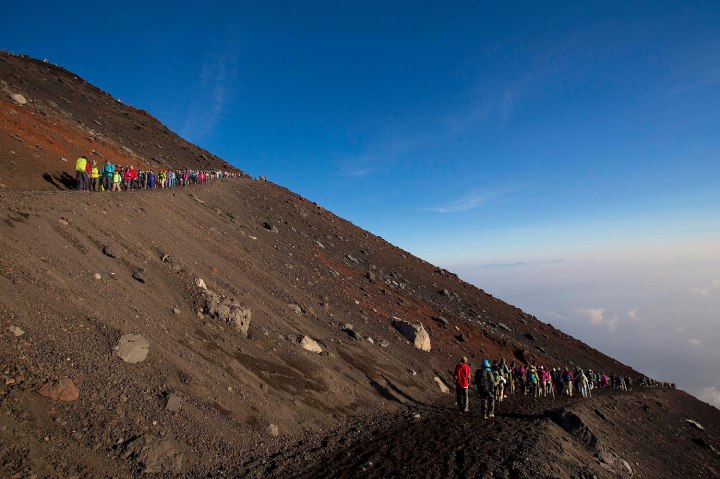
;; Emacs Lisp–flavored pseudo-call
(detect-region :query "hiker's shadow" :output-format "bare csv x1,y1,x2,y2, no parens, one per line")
43,172,75,190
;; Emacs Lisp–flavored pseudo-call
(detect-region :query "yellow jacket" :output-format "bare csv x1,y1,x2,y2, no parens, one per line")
90,166,100,179
75,157,87,172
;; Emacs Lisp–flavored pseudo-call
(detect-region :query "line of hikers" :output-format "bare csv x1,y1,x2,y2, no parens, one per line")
454,357,674,419
74,156,238,191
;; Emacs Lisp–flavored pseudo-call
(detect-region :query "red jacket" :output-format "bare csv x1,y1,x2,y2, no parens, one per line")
454,363,471,388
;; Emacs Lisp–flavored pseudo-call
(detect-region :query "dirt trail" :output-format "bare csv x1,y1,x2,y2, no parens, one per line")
248,388,720,479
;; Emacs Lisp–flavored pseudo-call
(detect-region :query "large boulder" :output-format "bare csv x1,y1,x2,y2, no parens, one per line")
391,317,431,351
202,290,251,337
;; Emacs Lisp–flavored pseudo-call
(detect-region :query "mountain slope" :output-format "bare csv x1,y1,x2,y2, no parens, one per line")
0,52,718,478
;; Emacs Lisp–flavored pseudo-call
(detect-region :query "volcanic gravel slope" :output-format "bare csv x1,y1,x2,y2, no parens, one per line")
0,52,719,478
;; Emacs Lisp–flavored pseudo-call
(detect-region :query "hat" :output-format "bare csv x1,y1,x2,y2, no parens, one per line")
461,356,468,364
481,359,491,368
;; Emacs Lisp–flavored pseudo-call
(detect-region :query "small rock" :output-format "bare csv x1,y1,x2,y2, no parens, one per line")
433,377,450,394
440,289,451,297
347,254,359,263
102,244,119,258
288,303,302,315
195,278,207,290
685,419,705,431
431,316,449,327
132,270,147,283
93,273,102,280
263,222,279,233
267,423,279,437
413,413,421,421
300,335,323,353
498,323,512,332
408,369,417,376
377,339,389,348
10,93,27,105
165,393,182,413
342,324,361,340
173,307,181,315
9,325,25,337
366,337,375,344
38,378,79,401
365,271,376,282
524,332,537,341
161,254,170,262
115,334,150,363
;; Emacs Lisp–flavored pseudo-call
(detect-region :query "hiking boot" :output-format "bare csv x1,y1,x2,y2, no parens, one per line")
489,413,495,418
483,414,489,419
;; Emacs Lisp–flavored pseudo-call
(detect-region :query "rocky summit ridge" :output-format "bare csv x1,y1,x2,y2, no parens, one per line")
0,52,719,478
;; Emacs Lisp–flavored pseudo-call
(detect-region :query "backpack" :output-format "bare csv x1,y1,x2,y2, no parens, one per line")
476,369,495,392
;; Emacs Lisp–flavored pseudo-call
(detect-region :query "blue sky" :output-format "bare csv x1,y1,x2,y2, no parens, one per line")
4,1,720,404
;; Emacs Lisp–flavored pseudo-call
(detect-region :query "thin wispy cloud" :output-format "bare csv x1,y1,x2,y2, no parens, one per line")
339,166,374,177
688,338,701,346
182,51,239,141
426,189,502,213
665,65,720,97
626,308,640,321
336,136,422,178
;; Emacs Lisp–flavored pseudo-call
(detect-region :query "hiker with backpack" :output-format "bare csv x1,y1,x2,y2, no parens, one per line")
475,359,497,419
562,368,574,397
90,160,101,191
453,357,472,413
75,156,89,191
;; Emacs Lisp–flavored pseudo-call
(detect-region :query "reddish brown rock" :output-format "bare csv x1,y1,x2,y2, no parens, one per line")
38,378,79,401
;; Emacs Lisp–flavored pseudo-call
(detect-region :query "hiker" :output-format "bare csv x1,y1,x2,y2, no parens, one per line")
562,368,574,397
90,160,101,191
111,169,121,191
526,365,540,398
123,167,133,191
147,170,156,189
538,366,549,397
454,356,472,413
492,363,507,402
578,370,590,398
508,360,516,395
75,156,89,191
102,160,115,191
624,376,632,391
475,359,497,419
